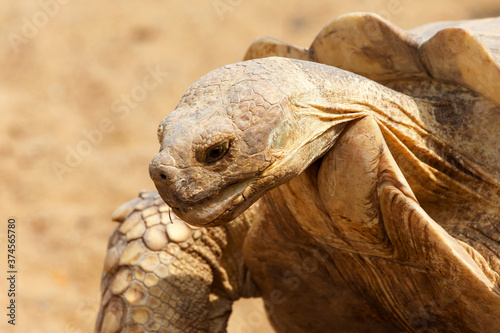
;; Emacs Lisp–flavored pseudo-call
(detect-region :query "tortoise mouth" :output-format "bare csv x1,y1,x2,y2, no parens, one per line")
167,177,256,227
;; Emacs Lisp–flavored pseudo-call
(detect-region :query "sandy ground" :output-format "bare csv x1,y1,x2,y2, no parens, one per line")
1,0,499,332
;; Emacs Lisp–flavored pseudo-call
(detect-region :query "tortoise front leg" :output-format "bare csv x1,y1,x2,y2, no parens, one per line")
317,116,500,332
95,191,259,333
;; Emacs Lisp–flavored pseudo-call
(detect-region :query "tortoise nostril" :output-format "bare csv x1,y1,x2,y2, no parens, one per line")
160,173,167,180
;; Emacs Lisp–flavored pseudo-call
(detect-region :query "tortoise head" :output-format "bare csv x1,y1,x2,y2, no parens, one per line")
149,58,350,226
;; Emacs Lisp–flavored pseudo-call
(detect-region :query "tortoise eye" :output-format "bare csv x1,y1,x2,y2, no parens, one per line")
204,142,229,164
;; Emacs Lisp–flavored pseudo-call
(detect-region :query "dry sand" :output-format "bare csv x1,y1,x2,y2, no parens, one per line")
1,0,499,332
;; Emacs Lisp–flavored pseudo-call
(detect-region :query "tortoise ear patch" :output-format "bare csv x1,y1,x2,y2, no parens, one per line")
269,119,293,150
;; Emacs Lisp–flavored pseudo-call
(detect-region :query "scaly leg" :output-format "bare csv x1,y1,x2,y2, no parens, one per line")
95,191,259,333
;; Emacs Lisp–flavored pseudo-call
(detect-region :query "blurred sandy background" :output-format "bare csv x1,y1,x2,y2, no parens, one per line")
1,0,499,332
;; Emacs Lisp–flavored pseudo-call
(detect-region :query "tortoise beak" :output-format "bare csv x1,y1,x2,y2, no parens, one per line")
150,149,258,226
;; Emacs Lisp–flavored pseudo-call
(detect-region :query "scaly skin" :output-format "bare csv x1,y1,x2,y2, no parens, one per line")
95,191,261,332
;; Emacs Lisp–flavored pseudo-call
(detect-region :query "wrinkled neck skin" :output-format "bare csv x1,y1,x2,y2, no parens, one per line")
150,57,496,227
252,59,442,206
267,59,423,178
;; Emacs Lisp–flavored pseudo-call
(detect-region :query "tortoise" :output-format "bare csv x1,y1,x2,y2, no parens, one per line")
96,12,500,333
